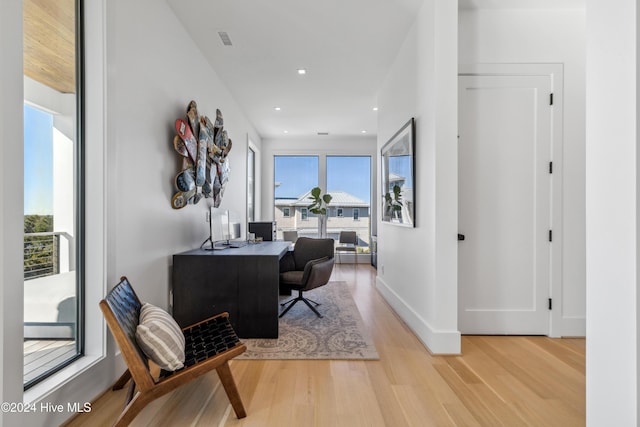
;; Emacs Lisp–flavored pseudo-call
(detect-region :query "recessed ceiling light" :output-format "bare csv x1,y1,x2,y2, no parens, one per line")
297,68,307,75
283,130,289,134
361,130,367,134
274,107,281,111
373,107,379,111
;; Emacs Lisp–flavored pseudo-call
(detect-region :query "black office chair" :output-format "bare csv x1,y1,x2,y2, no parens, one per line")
335,231,358,265
279,237,335,318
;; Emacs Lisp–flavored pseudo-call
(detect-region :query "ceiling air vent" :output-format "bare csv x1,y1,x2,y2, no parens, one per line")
317,132,329,136
218,31,232,46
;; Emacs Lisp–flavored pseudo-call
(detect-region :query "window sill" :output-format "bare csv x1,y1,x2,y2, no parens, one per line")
24,354,103,404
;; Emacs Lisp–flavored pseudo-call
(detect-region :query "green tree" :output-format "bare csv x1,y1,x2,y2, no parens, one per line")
24,215,55,279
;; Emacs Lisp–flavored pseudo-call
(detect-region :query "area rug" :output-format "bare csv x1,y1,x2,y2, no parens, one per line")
238,281,379,360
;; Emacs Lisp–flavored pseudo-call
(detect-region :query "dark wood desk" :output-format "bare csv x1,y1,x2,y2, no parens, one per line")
172,241,291,338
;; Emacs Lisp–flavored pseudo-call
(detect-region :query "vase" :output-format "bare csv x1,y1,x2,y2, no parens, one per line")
318,215,327,238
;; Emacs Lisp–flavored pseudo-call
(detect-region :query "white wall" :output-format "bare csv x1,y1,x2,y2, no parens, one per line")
24,77,76,140
52,128,73,272
375,0,460,354
458,7,586,336
586,1,638,424
105,0,261,308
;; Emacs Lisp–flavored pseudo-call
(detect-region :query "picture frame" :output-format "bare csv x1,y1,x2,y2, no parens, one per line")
381,118,415,227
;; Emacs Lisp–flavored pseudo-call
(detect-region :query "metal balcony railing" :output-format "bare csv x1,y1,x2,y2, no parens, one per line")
23,232,74,280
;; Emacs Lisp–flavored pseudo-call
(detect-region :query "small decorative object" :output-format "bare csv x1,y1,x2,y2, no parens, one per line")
308,187,332,238
381,118,415,227
171,100,233,209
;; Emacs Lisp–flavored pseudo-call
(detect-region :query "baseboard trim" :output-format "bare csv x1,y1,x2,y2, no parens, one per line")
557,316,586,337
376,276,461,354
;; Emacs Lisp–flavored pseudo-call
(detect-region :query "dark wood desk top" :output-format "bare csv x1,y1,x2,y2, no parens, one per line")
176,241,292,258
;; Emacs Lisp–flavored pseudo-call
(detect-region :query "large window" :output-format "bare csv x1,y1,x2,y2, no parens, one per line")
274,156,318,238
327,156,371,252
273,155,371,256
23,0,83,389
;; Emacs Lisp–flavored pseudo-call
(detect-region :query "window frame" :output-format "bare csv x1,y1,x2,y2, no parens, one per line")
270,153,374,243
22,0,85,390
247,145,256,222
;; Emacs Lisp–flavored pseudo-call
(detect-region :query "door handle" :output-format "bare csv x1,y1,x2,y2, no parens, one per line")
458,234,465,241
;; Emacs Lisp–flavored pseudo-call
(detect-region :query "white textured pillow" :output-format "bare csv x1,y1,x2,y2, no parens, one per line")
135,303,185,371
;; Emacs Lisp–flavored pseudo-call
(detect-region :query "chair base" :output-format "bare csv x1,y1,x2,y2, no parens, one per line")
279,290,322,318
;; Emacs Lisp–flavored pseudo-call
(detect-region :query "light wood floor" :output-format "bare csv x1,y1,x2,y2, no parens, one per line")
65,264,585,426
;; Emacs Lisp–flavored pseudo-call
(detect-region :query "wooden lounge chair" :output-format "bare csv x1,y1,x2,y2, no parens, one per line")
99,276,247,426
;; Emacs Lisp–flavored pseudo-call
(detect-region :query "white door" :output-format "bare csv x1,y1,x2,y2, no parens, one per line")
458,74,552,335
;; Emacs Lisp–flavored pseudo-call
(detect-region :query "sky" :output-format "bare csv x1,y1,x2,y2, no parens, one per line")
274,155,371,203
24,104,53,215
388,155,413,188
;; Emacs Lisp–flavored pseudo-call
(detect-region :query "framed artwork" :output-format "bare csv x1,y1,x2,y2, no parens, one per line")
381,118,415,227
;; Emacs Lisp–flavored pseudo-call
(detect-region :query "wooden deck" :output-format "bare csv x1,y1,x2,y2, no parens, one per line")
24,340,77,385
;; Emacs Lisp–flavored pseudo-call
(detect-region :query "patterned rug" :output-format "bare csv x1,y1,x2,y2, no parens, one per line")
238,281,379,360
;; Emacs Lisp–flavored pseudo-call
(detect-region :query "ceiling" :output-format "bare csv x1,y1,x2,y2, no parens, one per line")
23,0,76,94
166,0,425,140
23,0,585,136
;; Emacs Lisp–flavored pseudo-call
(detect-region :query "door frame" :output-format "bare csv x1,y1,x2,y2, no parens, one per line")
458,63,564,337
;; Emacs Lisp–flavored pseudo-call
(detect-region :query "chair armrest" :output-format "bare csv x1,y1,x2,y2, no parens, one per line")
302,256,334,289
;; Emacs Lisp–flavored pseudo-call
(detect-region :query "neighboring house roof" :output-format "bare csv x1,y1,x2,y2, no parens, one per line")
328,191,369,207
275,190,369,208
389,172,405,183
